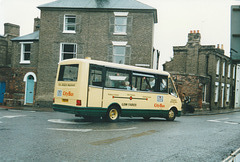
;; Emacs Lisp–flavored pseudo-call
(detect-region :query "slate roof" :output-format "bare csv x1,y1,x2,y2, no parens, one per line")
11,31,39,41
38,0,157,23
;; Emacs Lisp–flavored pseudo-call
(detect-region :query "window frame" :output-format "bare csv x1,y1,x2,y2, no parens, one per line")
60,43,77,61
226,84,230,103
228,64,231,78
112,41,128,64
216,59,220,76
214,82,219,103
233,65,236,79
20,42,33,64
222,61,225,77
113,12,128,35
63,15,76,33
202,84,207,103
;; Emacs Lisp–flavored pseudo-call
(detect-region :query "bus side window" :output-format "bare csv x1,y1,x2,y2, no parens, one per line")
159,76,168,93
89,67,103,87
168,78,178,97
132,73,156,92
105,69,130,89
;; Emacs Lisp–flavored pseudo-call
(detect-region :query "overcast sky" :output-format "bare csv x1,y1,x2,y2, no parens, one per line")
1,0,240,69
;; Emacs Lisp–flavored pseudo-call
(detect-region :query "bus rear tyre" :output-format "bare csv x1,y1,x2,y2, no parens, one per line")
107,106,120,121
166,109,176,121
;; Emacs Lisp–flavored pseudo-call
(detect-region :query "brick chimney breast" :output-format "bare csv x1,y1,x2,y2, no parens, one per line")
4,23,20,37
34,17,41,32
187,30,201,47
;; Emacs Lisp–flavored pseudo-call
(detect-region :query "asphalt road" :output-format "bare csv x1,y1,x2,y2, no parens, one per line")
0,109,239,161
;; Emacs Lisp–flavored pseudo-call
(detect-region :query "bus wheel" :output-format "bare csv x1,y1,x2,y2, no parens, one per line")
107,106,120,121
166,109,176,121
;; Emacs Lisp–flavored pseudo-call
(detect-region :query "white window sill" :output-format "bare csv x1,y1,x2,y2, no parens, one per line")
20,61,30,64
113,32,127,36
63,31,76,34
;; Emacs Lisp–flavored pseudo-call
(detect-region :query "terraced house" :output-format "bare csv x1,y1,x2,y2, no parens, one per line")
164,31,237,110
1,0,157,107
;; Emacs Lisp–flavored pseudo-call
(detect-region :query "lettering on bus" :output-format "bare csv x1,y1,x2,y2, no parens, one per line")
154,103,165,108
170,99,177,104
63,91,74,97
122,103,137,107
58,83,75,86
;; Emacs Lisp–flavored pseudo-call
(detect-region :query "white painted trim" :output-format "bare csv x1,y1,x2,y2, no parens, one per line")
114,12,129,16
62,31,76,34
112,41,128,46
59,43,77,62
23,72,37,82
113,32,127,36
19,42,33,64
63,14,76,33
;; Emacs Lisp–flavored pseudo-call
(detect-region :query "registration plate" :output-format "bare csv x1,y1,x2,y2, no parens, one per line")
62,99,68,102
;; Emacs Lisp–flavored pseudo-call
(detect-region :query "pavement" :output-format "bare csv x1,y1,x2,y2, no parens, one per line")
0,104,240,116
0,105,54,112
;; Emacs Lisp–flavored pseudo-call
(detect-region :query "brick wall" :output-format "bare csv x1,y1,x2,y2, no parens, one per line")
164,31,236,110
0,39,7,66
172,73,210,110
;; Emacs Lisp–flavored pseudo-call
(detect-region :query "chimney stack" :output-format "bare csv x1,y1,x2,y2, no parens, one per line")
4,23,20,37
34,17,40,32
187,30,201,46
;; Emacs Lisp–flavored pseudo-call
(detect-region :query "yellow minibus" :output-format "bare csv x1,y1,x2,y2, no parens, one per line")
53,59,182,121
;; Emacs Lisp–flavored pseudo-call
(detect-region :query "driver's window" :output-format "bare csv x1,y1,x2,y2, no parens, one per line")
168,78,178,97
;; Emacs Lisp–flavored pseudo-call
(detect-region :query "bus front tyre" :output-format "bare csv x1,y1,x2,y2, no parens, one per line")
106,106,120,121
166,109,176,121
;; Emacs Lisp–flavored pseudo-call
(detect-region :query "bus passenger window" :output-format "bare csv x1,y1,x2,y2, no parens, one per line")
132,73,156,92
160,78,168,93
168,78,178,97
105,69,130,89
89,68,102,87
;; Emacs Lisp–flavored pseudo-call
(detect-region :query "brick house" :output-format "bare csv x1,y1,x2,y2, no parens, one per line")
0,23,20,105
1,0,157,107
164,31,237,110
11,19,40,105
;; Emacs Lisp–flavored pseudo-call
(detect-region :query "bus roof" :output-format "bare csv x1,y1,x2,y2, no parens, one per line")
59,59,170,76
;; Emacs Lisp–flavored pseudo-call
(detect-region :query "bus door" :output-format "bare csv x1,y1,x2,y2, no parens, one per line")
87,65,104,108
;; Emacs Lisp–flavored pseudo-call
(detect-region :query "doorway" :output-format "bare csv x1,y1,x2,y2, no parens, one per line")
0,82,6,104
24,72,37,105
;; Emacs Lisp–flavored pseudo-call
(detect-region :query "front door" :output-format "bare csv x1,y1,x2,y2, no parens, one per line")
26,75,34,104
0,82,6,104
